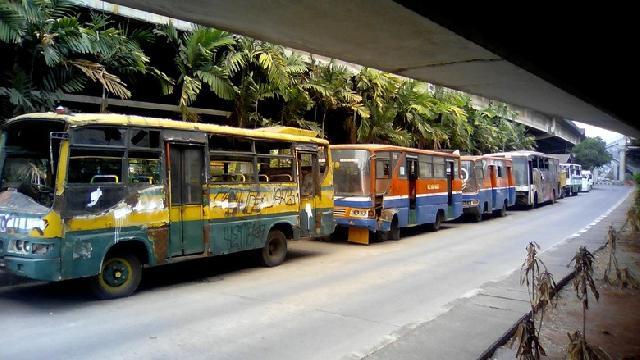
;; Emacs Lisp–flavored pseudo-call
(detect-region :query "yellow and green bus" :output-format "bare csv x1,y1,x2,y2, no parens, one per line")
0,112,334,298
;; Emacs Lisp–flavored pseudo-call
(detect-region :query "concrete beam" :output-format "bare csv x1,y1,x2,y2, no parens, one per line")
106,0,638,138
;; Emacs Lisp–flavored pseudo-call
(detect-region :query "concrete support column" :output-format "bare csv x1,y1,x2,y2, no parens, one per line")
619,147,626,180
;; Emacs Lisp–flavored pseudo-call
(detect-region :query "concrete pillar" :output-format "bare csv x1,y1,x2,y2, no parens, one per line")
619,147,626,180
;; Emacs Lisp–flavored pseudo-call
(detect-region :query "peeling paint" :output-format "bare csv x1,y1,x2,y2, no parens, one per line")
72,240,92,260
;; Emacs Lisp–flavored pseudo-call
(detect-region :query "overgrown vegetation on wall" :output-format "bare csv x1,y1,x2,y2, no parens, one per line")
0,0,536,152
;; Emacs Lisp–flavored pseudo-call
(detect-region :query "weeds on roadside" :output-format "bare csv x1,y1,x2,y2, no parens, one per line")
511,242,556,359
566,247,611,360
603,226,640,289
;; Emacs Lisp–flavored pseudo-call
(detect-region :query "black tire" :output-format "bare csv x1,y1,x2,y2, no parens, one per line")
471,208,482,223
91,252,142,300
388,217,400,241
552,190,557,204
260,229,288,267
497,202,507,217
531,193,538,209
430,211,443,231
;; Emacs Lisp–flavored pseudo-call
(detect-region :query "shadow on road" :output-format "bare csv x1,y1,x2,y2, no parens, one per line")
0,246,324,305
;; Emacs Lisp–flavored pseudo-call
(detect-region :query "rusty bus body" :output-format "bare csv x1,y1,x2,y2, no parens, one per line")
460,155,516,221
0,113,334,298
330,145,463,244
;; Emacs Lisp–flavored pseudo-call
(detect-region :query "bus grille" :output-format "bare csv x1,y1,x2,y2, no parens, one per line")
333,207,347,217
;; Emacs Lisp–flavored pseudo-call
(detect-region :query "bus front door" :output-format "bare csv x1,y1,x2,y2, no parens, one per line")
168,143,205,256
297,151,320,237
406,157,418,225
446,160,455,216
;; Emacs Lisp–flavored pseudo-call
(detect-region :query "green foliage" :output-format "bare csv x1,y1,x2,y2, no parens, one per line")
2,5,540,151
572,137,612,170
0,0,161,116
156,24,234,121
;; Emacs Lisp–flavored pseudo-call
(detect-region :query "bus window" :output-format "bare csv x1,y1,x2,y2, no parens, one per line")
209,135,253,153
419,155,433,178
72,127,126,147
256,141,294,183
209,155,255,183
497,166,503,178
130,129,160,149
65,148,125,214
433,157,446,178
376,153,391,178
318,145,328,179
68,149,124,184
128,151,161,185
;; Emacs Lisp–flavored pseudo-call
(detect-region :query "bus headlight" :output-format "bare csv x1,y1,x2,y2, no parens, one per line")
32,243,52,255
463,200,479,206
349,208,376,218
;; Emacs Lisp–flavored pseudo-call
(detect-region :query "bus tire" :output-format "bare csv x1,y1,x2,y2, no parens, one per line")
497,202,507,217
471,208,482,222
260,229,288,267
552,190,557,204
430,211,443,232
389,217,400,241
91,252,142,300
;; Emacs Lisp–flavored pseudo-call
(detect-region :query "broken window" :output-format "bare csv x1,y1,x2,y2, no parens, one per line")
68,149,124,184
129,129,160,149
71,127,126,147
128,151,161,185
256,141,294,183
0,119,65,207
209,135,253,153
209,154,255,183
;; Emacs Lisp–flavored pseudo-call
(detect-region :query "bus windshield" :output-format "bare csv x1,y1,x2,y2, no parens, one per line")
0,119,66,208
512,157,529,186
461,160,478,192
332,149,371,196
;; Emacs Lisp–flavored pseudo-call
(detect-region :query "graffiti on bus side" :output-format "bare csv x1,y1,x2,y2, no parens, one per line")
222,221,267,251
210,187,299,216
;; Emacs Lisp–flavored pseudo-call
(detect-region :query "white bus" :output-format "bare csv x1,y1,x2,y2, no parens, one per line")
489,151,559,208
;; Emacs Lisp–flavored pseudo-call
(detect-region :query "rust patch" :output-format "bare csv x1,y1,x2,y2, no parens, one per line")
148,226,169,264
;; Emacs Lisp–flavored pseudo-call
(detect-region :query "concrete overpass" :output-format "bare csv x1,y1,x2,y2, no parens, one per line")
107,0,639,138
470,95,585,153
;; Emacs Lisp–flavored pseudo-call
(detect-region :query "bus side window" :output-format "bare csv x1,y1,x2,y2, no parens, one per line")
68,148,124,184
497,166,503,178
209,155,255,183
256,141,294,183
65,148,125,214
433,157,446,178
128,151,161,185
418,155,433,178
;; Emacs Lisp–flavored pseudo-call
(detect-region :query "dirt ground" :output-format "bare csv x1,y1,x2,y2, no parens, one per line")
493,228,640,359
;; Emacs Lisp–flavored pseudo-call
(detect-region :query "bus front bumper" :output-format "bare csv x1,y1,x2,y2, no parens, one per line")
335,217,390,232
0,238,61,282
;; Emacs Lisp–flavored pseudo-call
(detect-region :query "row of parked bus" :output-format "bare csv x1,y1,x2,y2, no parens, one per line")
0,113,592,298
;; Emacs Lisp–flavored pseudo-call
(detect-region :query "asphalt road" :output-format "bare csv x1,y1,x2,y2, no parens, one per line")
0,186,632,360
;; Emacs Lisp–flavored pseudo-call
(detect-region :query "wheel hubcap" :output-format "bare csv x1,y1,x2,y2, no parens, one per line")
102,259,130,288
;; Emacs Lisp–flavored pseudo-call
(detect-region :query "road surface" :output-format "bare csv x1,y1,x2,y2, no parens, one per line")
0,186,632,359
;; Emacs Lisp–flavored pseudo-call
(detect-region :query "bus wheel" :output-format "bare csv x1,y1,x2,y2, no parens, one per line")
91,253,142,300
430,211,443,231
497,202,507,217
471,208,482,223
388,217,401,241
260,229,288,267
